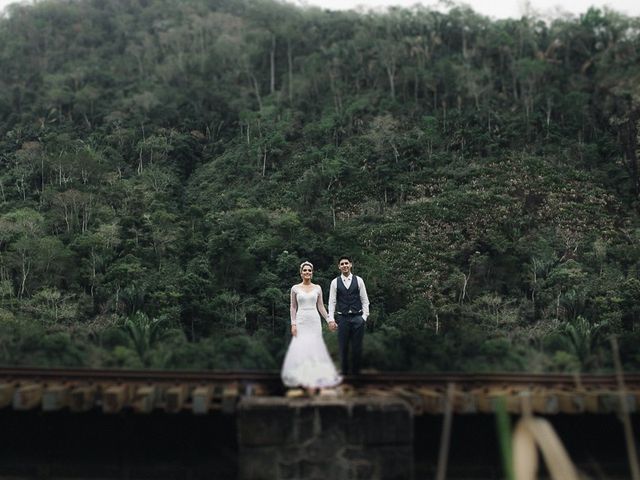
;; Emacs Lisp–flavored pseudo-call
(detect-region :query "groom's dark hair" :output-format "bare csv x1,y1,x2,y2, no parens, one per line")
338,255,352,263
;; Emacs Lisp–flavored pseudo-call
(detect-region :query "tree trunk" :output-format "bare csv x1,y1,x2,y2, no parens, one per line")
620,110,640,197
262,148,267,177
250,73,263,111
329,69,342,113
386,63,396,101
19,252,30,298
90,249,96,298
40,157,45,203
270,34,276,95
459,269,470,304
287,39,293,103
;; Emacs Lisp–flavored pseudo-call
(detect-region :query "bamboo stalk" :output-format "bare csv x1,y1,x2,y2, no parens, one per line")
513,417,579,480
611,336,640,480
435,382,455,480
495,396,515,480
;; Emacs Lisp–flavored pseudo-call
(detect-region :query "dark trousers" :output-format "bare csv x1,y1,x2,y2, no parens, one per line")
337,314,365,375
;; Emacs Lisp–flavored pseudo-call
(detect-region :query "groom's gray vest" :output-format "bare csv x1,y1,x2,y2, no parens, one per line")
336,276,362,315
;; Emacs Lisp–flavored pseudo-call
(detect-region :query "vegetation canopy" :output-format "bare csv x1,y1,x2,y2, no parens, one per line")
1,0,640,372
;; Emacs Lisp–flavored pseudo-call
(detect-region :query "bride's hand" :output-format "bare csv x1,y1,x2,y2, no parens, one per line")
291,324,297,337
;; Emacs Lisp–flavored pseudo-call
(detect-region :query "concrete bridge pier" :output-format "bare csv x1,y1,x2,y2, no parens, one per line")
237,396,414,480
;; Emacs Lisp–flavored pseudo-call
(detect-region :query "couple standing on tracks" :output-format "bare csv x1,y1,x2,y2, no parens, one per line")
280,256,370,392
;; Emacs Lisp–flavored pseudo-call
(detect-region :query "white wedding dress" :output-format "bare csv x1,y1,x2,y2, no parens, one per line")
281,284,342,388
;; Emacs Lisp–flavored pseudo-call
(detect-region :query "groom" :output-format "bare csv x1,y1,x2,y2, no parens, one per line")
328,256,370,375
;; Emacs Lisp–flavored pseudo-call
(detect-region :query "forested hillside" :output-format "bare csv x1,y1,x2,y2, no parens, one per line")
1,0,639,372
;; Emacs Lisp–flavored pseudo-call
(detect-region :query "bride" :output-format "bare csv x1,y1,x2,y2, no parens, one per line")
281,261,342,390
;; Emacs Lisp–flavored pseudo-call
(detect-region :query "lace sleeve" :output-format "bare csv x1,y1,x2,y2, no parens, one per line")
316,286,330,323
290,286,298,325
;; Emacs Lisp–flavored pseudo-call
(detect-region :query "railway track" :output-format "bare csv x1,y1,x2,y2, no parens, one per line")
1,366,639,415
2,366,639,385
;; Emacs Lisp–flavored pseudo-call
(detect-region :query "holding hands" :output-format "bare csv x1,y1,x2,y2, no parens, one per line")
328,320,338,331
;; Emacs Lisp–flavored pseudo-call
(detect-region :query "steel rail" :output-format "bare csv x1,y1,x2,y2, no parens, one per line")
1,366,639,387
0,366,281,383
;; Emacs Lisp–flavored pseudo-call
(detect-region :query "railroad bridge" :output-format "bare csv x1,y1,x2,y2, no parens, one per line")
1,368,638,479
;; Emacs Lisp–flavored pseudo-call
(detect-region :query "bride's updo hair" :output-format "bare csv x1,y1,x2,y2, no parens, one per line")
299,261,313,273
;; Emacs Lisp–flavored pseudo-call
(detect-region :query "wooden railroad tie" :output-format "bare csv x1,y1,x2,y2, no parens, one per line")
222,383,240,414
13,383,43,410
0,382,16,408
192,385,214,414
42,384,70,412
102,384,130,414
70,385,98,412
165,385,189,413
131,385,157,414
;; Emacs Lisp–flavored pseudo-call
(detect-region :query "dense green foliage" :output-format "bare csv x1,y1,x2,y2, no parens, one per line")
1,0,640,372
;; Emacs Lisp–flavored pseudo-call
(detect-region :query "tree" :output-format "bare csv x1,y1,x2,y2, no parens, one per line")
122,311,168,366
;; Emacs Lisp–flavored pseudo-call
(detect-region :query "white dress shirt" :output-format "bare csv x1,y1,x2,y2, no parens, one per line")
328,274,370,322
